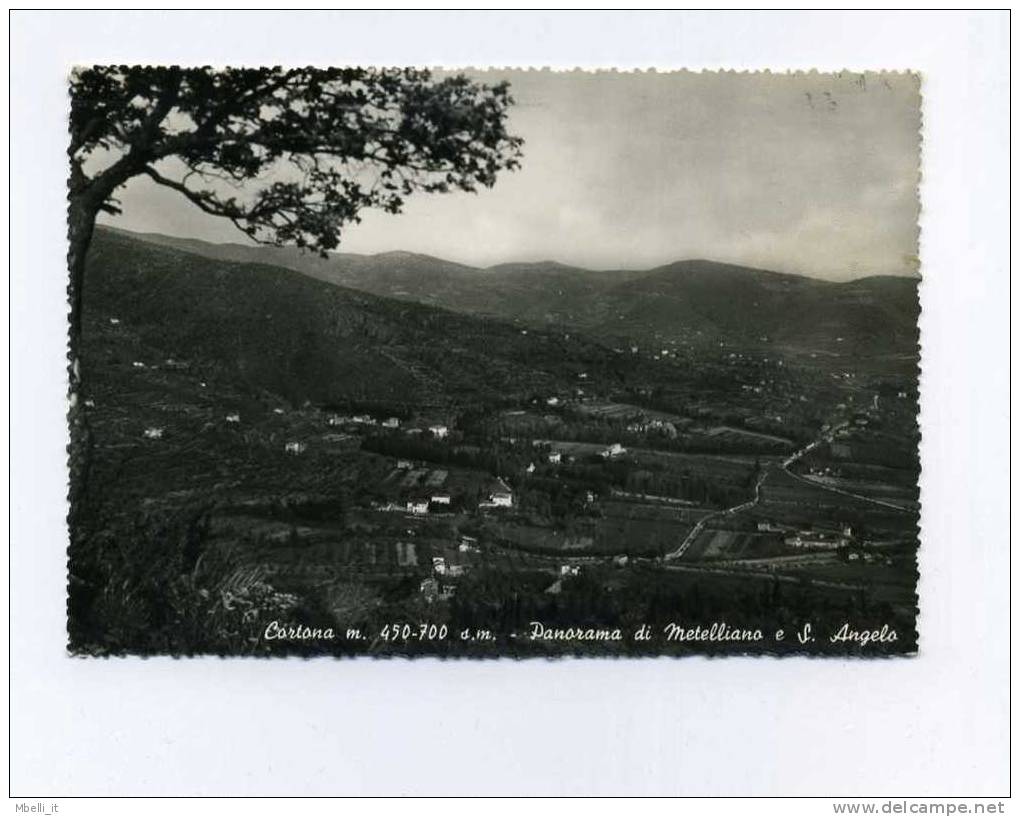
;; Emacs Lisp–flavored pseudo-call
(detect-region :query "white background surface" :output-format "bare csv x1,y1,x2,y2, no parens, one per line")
7,10,1011,797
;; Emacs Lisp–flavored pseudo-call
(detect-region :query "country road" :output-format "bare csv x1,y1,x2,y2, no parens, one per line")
663,422,849,562
782,469,915,514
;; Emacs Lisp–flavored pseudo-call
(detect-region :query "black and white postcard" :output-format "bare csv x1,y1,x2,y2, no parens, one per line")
10,8,1012,803
66,68,922,658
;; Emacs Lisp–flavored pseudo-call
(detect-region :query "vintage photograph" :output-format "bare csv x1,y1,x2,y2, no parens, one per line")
66,67,921,657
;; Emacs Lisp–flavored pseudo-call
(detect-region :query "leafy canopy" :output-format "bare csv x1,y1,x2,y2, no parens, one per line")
69,66,523,253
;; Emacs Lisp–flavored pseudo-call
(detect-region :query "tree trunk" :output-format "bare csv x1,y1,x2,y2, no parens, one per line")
67,193,99,559
67,193,98,358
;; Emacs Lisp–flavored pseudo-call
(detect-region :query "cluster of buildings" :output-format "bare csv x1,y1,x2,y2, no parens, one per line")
625,418,677,437
324,414,449,438
419,540,481,602
389,461,513,516
783,524,855,550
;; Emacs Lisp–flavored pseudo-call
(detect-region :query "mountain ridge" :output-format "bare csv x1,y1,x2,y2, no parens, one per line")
95,225,919,357
100,224,915,284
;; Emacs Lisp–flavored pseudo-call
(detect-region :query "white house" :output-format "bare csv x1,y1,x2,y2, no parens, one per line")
487,478,513,508
284,441,307,455
431,493,451,505
600,442,626,459
547,452,562,465
382,417,401,429
225,413,240,423
143,427,164,440
546,397,560,406
560,564,580,577
432,557,447,576
428,424,449,439
406,500,429,516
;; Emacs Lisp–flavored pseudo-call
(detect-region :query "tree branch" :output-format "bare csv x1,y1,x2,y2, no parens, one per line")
142,165,252,240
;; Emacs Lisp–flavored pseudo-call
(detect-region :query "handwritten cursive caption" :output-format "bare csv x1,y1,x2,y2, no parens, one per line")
262,619,898,648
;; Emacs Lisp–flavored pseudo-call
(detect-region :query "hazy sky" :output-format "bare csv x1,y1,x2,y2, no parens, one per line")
99,69,921,281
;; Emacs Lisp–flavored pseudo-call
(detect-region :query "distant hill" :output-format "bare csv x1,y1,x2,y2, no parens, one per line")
83,229,646,409
101,227,647,323
595,260,920,356
100,226,919,357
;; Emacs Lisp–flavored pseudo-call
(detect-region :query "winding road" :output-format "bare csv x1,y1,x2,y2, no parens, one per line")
663,422,849,562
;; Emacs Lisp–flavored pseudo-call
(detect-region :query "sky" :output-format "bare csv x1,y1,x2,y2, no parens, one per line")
98,69,921,281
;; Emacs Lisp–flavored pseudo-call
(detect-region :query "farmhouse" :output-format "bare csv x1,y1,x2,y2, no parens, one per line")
430,493,452,506
429,424,449,439
284,441,307,455
547,451,562,464
382,417,401,428
600,442,626,459
483,478,514,508
406,500,429,516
